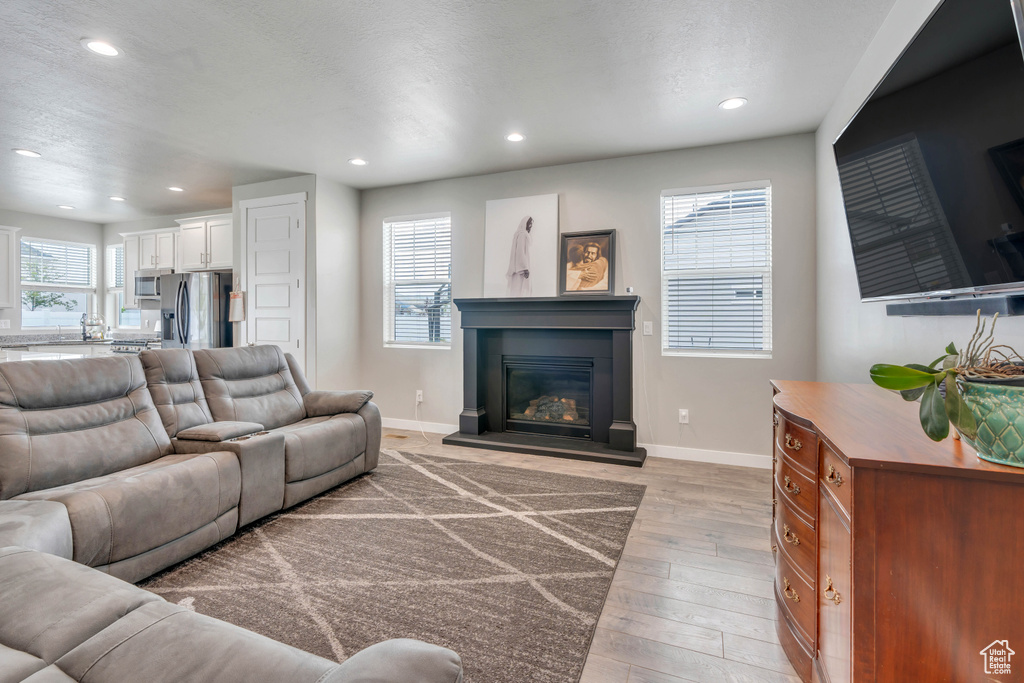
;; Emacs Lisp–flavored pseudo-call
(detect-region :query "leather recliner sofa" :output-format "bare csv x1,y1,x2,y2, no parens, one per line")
0,346,463,682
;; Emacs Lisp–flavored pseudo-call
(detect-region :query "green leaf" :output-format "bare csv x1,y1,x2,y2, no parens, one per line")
928,353,950,369
945,374,978,440
946,342,958,355
869,364,938,390
919,381,949,441
900,386,926,401
905,363,941,374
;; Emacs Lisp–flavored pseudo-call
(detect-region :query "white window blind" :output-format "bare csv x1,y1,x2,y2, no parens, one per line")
383,214,452,346
21,238,96,290
661,183,772,357
107,244,125,289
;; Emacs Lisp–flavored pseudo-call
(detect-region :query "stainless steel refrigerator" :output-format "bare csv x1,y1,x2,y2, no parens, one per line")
160,271,233,349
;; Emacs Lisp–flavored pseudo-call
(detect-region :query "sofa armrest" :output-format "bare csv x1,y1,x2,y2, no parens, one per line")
176,421,265,442
324,638,463,683
173,433,285,527
0,501,73,559
304,390,374,417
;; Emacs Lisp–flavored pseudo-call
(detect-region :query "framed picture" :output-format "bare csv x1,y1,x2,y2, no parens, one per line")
483,194,559,298
558,230,615,296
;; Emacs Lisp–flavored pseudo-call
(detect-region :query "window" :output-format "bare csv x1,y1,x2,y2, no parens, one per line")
383,214,452,347
106,244,140,328
20,237,96,328
661,183,772,357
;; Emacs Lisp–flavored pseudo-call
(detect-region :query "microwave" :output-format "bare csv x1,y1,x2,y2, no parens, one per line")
135,269,174,299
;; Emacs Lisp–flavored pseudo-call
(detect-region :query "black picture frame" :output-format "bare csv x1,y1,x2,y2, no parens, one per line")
558,230,616,296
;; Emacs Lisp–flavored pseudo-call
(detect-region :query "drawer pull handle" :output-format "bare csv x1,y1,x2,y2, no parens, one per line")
773,414,779,428
785,433,802,451
823,574,842,605
826,463,844,487
783,524,800,546
783,577,800,602
783,476,801,496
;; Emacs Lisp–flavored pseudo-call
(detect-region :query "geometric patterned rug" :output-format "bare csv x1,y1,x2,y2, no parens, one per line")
140,450,646,683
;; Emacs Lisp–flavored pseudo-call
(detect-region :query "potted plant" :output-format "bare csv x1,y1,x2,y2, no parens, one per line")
869,312,1024,467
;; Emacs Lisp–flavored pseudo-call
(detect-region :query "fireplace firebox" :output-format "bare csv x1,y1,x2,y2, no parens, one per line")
444,297,646,466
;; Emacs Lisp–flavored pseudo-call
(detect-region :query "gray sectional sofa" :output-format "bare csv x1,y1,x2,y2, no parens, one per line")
0,345,463,683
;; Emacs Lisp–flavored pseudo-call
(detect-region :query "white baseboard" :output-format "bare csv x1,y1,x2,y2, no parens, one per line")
382,417,459,435
383,417,770,470
639,442,772,470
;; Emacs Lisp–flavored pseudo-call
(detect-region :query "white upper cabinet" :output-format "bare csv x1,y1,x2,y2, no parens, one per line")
176,214,232,271
137,229,177,270
0,226,20,309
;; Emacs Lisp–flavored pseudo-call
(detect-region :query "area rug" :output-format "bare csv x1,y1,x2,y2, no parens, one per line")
140,450,646,683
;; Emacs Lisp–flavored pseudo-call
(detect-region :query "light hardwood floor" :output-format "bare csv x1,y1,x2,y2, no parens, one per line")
383,428,798,683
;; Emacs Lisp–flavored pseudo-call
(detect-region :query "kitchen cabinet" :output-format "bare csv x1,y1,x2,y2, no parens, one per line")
138,230,176,270
0,226,19,309
177,214,232,271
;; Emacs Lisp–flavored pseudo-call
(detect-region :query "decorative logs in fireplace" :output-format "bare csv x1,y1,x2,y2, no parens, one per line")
443,296,646,467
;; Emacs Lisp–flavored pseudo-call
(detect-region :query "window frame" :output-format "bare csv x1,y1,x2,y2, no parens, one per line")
19,236,97,329
382,212,453,350
105,244,140,330
660,180,773,359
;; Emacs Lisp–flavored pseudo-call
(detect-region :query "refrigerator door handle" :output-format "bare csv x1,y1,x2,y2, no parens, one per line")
176,280,186,344
182,279,191,343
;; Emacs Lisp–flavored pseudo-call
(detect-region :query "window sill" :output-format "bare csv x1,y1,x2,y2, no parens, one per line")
384,342,451,351
662,349,773,360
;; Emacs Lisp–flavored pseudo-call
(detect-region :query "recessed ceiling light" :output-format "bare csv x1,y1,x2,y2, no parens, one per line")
348,158,367,166
13,149,41,157
57,205,75,210
81,39,120,57
167,186,184,192
505,133,525,142
718,97,748,110
109,196,126,202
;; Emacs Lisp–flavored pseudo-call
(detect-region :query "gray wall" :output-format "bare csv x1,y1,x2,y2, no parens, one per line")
0,208,103,333
314,177,361,390
359,134,817,457
814,0,1024,381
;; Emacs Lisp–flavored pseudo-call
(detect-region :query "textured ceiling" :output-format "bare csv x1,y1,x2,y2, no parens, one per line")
0,0,897,223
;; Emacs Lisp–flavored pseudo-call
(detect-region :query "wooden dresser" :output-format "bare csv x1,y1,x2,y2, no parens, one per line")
771,381,1024,683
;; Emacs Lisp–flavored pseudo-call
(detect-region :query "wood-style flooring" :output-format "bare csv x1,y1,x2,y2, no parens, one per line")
383,428,797,683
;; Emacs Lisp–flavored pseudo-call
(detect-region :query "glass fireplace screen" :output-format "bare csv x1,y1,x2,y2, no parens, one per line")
506,364,591,426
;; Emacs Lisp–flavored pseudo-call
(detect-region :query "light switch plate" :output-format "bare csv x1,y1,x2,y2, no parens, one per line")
642,321,653,336
0,319,9,329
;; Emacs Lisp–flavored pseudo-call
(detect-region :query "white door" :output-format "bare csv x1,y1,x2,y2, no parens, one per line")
139,234,157,269
178,222,206,271
156,232,176,269
244,201,304,367
206,218,233,269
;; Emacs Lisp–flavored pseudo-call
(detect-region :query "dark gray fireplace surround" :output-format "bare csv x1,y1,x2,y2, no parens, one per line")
444,296,646,467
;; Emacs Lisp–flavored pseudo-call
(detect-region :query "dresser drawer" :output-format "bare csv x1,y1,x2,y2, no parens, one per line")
819,440,851,517
775,455,816,522
775,539,816,645
775,411,816,474
775,497,815,581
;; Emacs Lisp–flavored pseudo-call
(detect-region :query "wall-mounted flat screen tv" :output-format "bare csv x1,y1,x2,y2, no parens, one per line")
834,0,1024,301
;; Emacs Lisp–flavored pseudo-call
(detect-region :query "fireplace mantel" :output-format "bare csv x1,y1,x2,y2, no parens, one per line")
444,296,646,467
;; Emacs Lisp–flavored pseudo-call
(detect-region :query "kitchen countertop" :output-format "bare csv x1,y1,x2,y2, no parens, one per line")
0,344,116,362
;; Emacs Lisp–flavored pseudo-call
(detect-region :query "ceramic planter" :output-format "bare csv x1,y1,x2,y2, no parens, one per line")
957,378,1024,467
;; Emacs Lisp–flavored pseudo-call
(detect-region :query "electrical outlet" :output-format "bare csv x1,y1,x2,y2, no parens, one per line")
678,409,689,424
416,389,424,404
0,319,9,329
643,321,653,336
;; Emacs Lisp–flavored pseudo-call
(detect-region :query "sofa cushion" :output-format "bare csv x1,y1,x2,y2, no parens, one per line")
49,601,341,683
176,421,264,442
273,414,367,484
194,346,306,430
139,349,213,438
0,642,48,683
15,452,240,568
0,547,161,667
304,389,374,417
0,355,172,500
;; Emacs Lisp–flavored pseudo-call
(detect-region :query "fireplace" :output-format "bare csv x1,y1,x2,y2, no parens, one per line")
443,297,646,466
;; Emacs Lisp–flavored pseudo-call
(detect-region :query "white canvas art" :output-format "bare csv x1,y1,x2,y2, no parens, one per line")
483,194,558,297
